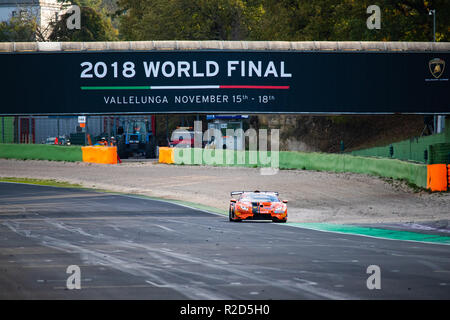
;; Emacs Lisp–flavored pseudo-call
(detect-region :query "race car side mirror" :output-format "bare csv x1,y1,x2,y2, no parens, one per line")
230,199,236,203
282,200,288,203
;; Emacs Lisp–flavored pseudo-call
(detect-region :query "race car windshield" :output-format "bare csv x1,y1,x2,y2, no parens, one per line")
241,194,279,202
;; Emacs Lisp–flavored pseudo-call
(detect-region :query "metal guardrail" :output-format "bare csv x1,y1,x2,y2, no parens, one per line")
0,41,449,52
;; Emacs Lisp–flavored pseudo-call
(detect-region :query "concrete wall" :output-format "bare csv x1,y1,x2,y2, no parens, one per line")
1,41,449,52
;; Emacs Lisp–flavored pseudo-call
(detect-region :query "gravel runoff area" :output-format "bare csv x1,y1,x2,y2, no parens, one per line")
0,158,449,224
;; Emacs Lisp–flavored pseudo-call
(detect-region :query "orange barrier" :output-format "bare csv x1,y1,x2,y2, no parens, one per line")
158,147,174,164
426,164,448,192
82,146,117,164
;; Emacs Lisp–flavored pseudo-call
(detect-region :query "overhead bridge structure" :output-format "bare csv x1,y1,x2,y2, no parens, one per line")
0,41,449,115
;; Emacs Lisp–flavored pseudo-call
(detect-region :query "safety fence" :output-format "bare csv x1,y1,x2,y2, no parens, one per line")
0,143,82,162
0,117,14,143
350,118,450,164
429,143,450,164
1,143,447,191
0,115,128,145
0,143,119,165
351,132,450,164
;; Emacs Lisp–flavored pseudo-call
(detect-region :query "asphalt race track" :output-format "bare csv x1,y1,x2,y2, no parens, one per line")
0,182,449,299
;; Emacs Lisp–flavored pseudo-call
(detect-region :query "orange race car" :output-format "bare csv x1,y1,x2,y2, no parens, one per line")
229,191,288,223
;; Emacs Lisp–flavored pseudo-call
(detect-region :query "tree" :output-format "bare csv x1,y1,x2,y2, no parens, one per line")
255,0,449,41
0,16,37,41
117,0,263,40
0,12,51,41
116,0,449,42
49,0,117,41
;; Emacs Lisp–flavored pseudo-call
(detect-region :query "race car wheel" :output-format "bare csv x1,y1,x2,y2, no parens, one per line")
272,218,287,223
229,209,241,222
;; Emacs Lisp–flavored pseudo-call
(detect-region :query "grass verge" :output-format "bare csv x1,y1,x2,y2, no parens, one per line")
0,177,83,188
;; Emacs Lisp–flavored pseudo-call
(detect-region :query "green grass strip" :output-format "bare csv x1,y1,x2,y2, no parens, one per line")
287,222,450,245
0,177,83,188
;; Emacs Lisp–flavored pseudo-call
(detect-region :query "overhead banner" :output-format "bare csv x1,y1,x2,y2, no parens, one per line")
0,50,448,115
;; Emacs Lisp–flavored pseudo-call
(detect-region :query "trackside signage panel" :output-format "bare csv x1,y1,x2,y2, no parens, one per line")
0,51,449,115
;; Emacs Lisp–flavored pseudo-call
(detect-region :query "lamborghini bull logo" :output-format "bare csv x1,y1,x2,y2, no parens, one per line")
429,58,445,79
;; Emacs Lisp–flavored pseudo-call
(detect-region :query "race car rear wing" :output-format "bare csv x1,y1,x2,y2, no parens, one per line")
230,191,279,197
